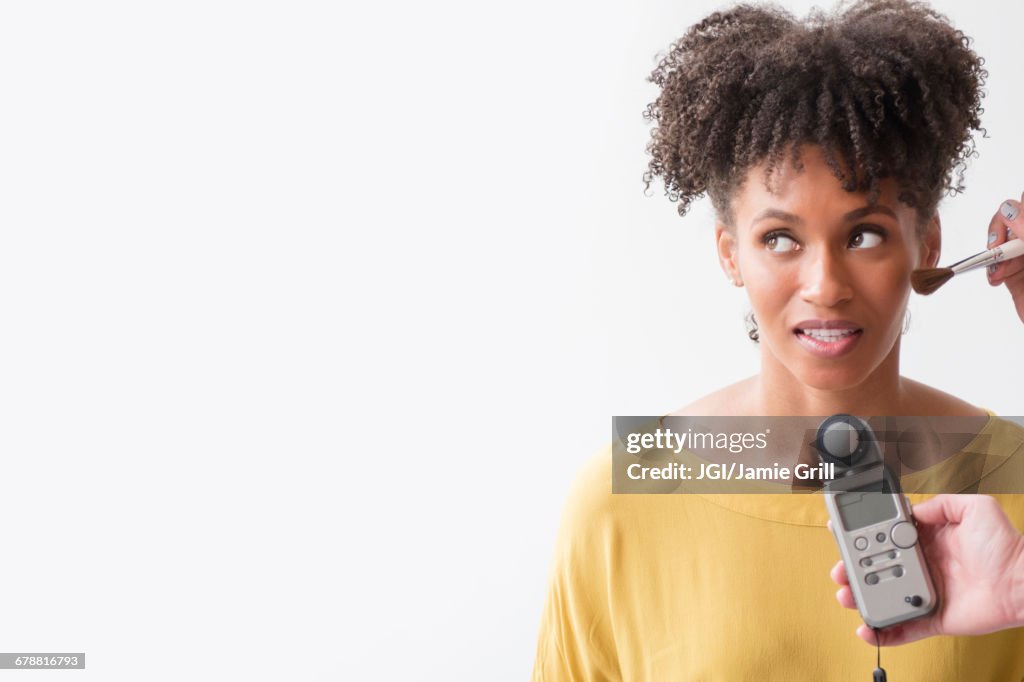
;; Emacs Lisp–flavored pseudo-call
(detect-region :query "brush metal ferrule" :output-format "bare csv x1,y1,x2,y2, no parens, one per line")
950,247,1004,275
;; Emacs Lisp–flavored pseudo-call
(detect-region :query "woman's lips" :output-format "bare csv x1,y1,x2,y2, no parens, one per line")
793,325,863,358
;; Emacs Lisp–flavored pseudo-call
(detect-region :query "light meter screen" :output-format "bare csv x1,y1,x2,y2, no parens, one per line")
836,489,898,531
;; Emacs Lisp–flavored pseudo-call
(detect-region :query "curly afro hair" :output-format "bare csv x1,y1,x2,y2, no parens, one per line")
642,0,986,225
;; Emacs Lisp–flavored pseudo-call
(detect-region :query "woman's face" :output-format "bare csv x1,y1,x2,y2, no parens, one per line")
717,146,940,391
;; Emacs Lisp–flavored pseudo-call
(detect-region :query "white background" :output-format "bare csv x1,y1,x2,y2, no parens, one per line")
0,0,1021,680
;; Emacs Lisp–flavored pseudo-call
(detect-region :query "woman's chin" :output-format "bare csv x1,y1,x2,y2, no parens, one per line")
772,352,872,393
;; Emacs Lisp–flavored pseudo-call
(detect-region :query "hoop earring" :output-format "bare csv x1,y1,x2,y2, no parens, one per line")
745,312,759,343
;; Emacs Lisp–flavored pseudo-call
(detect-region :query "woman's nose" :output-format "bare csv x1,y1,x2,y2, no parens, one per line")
799,250,854,307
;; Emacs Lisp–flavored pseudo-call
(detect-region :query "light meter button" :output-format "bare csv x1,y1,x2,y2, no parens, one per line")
890,521,918,549
854,536,868,551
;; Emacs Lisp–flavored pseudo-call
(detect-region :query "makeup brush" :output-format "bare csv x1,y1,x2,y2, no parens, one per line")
911,239,1024,295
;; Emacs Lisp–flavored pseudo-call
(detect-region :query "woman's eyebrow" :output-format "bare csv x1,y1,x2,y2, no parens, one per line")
843,205,897,221
749,205,897,227
750,208,803,226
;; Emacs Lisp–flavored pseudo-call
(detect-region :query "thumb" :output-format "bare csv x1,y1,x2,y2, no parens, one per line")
909,494,972,528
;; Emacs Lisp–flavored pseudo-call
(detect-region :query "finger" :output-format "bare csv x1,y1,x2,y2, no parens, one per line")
836,586,856,609
999,198,1022,238
990,199,1023,282
857,624,881,645
915,516,942,549
857,624,896,646
990,245,1024,285
1001,266,1024,305
992,257,1024,285
830,559,849,586
987,210,1009,285
857,618,937,647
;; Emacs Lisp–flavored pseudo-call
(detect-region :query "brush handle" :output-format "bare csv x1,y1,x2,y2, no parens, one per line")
950,239,1024,275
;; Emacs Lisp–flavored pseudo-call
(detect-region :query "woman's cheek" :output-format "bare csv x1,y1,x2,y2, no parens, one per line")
868,265,914,298
750,262,798,303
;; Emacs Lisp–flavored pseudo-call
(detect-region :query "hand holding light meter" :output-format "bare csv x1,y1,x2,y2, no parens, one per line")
832,494,1024,647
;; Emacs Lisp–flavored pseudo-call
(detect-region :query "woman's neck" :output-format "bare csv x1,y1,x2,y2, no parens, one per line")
755,339,910,416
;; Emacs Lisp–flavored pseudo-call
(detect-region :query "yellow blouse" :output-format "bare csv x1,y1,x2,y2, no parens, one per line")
532,416,1024,681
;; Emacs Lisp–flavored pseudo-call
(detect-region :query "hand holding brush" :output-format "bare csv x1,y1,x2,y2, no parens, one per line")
911,195,1024,322
986,195,1024,322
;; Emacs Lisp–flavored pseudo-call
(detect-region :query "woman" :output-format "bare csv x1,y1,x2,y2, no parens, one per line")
532,1,1024,680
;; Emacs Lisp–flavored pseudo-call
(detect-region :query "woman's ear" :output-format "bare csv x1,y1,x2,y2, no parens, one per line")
921,214,941,268
715,224,743,286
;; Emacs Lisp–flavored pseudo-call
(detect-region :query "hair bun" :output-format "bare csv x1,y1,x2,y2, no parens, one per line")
643,0,986,221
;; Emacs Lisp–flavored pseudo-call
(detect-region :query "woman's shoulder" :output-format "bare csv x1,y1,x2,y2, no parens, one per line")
901,378,989,417
556,446,616,532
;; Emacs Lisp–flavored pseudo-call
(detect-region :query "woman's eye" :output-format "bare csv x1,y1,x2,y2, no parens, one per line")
764,233,799,252
849,229,885,249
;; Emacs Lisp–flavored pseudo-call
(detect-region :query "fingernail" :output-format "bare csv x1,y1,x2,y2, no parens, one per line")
1002,201,1020,221
989,232,998,245
988,264,998,275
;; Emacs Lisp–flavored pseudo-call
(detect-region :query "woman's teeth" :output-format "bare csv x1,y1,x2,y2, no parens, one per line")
800,329,858,342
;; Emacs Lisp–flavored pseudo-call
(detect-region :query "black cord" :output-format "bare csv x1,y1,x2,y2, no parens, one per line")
872,627,887,681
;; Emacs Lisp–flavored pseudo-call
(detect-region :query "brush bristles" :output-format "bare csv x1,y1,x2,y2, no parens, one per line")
911,267,955,295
